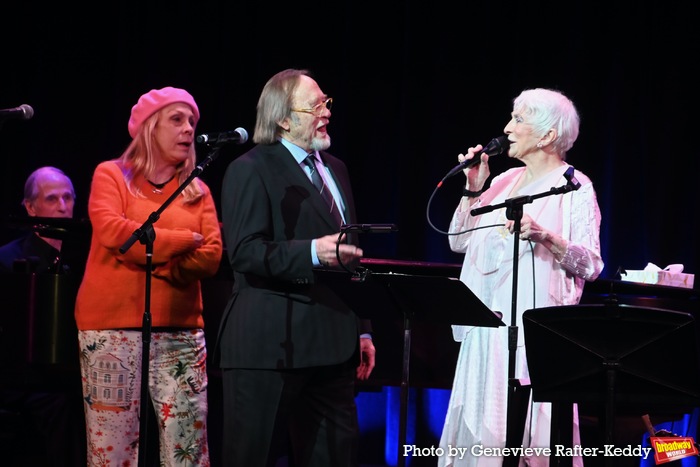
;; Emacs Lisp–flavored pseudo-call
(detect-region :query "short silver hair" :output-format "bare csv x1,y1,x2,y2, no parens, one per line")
513,88,580,158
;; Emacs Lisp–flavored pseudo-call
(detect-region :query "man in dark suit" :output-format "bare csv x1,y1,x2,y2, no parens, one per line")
217,68,376,467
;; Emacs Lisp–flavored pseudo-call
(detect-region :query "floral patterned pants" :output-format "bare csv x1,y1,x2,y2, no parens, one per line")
78,329,210,467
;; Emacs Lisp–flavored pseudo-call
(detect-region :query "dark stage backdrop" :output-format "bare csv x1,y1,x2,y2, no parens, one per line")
3,3,700,466
1,2,698,276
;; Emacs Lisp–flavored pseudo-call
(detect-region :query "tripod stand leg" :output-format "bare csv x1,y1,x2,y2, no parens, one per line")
604,368,616,467
550,402,573,467
503,379,531,467
397,317,411,467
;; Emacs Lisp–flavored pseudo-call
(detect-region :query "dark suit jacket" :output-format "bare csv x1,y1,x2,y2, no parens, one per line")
0,233,60,274
217,142,364,370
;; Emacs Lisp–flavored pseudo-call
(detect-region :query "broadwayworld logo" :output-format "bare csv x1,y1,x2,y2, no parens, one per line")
650,436,699,464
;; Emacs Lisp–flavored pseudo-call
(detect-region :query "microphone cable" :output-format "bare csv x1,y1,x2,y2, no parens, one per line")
426,178,538,310
425,177,503,236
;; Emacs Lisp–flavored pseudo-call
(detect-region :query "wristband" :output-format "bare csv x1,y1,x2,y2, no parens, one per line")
462,188,484,198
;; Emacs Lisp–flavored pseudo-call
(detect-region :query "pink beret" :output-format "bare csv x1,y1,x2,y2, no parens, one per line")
127,87,200,138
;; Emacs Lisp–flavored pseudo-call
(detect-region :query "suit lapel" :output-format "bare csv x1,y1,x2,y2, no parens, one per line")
274,144,344,230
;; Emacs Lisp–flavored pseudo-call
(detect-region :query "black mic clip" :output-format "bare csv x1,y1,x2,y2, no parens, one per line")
563,166,581,191
552,166,581,195
350,265,372,283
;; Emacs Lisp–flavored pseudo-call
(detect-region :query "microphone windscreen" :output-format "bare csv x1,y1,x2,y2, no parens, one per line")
483,135,509,156
235,127,249,144
19,104,34,120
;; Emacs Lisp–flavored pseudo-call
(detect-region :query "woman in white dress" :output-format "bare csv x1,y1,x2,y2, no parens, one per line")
438,88,604,467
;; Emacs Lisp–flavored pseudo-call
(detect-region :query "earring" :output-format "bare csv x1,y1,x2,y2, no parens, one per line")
536,142,543,148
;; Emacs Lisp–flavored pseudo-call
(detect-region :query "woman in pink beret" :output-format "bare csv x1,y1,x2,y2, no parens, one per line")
74,87,222,466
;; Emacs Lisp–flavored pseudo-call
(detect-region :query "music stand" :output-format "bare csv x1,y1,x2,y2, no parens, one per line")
317,268,504,467
523,303,700,467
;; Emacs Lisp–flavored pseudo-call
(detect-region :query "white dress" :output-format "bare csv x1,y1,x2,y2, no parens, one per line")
438,165,604,467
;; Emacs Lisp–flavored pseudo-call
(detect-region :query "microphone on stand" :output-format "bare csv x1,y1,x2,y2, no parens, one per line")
196,127,248,145
341,223,398,233
0,104,34,120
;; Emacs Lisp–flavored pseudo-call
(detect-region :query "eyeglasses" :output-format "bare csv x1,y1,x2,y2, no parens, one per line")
291,97,333,117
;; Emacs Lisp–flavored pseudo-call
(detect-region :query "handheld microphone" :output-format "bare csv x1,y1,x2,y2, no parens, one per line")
0,104,34,120
444,135,510,179
196,127,248,145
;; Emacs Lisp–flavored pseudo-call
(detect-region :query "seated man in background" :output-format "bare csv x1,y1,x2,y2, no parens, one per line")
0,166,76,273
0,165,87,466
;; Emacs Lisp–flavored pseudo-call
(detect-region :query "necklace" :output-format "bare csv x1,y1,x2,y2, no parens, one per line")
147,174,176,194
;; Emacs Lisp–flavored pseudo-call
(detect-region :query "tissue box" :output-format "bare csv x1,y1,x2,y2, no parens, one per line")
621,269,695,289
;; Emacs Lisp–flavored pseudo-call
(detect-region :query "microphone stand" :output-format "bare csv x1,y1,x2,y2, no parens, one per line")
119,143,226,467
337,224,424,467
469,167,580,467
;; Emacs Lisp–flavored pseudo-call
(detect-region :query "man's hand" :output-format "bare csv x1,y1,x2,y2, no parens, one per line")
316,233,363,267
356,337,376,380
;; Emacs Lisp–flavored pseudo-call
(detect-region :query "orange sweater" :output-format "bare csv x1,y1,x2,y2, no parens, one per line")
75,161,223,330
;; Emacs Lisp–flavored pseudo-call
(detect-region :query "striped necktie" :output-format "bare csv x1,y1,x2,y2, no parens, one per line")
304,154,343,227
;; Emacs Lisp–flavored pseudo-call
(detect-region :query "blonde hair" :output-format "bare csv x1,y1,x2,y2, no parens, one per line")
117,107,204,203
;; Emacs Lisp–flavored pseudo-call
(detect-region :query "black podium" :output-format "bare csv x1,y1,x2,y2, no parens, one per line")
523,302,700,467
318,267,504,467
